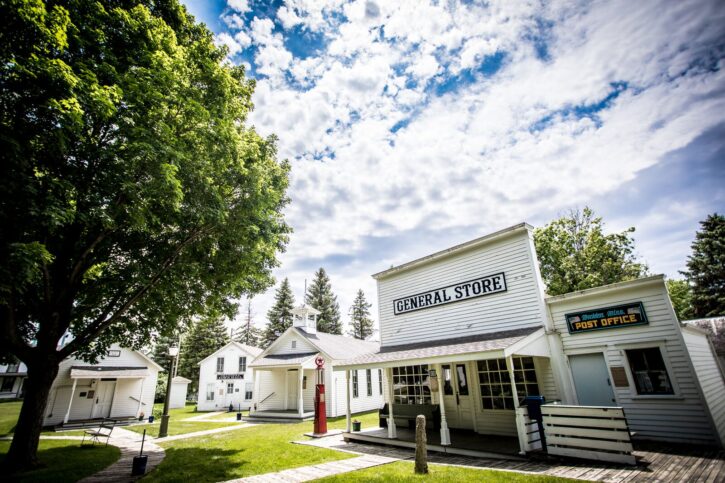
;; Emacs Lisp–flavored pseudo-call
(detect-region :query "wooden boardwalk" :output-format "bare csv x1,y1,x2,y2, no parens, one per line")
297,434,725,482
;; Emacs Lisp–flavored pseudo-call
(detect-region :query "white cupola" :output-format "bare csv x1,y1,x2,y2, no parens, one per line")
292,305,321,335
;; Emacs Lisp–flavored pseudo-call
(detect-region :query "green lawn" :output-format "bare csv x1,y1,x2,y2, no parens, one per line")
125,403,246,438
142,411,381,482
316,461,580,482
0,400,22,436
0,439,120,483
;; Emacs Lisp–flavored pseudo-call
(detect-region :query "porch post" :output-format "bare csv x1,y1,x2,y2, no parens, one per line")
136,378,145,417
298,368,304,417
345,369,351,432
435,364,451,445
63,378,78,424
506,355,527,455
385,367,397,438
252,369,261,414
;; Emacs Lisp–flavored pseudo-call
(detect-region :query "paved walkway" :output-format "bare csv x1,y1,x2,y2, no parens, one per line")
154,422,255,443
182,411,226,421
78,427,164,483
225,454,399,482
296,433,725,482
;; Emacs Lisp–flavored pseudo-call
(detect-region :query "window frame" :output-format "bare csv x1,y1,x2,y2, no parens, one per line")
0,377,15,393
206,383,215,401
392,365,431,405
366,368,373,397
216,357,224,373
352,370,359,398
378,369,383,395
624,345,676,397
245,382,253,400
227,382,234,394
476,357,539,411
239,356,247,372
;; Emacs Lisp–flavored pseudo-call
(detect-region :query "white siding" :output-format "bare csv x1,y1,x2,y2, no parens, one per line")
267,333,316,355
377,231,547,347
44,345,159,426
333,367,386,418
197,343,257,411
683,329,725,446
255,370,286,411
548,281,717,445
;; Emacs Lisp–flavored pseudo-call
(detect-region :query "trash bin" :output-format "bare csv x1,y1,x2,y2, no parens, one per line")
352,421,361,432
521,395,546,450
236,412,242,421
132,455,148,475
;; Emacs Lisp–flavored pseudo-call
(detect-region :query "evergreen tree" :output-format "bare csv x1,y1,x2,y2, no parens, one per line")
306,268,342,334
666,279,694,321
262,278,295,347
681,213,725,317
177,315,229,393
349,289,374,340
534,207,648,296
235,299,263,347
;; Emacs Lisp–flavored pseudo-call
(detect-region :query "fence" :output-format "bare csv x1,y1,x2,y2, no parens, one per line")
515,407,543,454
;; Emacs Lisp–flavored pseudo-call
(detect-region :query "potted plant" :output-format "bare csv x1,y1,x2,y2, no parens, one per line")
352,419,361,432
138,411,145,422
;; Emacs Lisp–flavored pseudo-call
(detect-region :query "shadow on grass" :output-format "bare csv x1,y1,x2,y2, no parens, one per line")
143,447,248,483
2,442,119,483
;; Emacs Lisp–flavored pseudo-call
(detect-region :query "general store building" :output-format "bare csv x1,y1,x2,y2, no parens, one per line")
338,223,725,458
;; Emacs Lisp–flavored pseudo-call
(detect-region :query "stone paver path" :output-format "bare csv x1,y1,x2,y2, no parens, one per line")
153,422,254,443
79,426,165,483
183,411,226,421
225,454,399,483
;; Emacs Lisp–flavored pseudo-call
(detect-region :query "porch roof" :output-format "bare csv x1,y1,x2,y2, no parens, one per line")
336,326,547,369
70,366,149,378
250,352,318,368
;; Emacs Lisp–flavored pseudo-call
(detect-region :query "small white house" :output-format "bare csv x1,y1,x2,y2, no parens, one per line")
249,305,385,419
0,360,26,399
197,341,262,411
170,376,191,409
44,344,162,427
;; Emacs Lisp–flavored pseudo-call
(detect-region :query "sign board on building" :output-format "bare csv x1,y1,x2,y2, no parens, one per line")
610,366,630,387
216,373,245,380
393,272,507,315
566,302,648,334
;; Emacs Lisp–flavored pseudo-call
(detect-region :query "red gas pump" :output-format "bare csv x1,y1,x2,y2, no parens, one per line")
313,356,327,435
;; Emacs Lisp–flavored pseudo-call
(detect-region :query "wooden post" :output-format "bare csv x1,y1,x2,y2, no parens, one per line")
435,363,451,445
414,415,428,474
298,368,304,417
345,369,351,432
385,367,397,438
63,378,78,424
136,378,145,418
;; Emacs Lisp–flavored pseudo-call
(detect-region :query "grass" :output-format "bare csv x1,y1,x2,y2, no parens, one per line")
0,438,120,483
0,400,22,436
316,461,581,482
125,402,246,438
142,411,381,482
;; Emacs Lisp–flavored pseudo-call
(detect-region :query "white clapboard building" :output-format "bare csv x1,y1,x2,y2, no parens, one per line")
337,223,725,458
0,360,27,399
249,305,384,420
44,345,162,427
197,341,262,411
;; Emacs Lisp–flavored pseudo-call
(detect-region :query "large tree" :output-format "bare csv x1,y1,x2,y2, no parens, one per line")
534,207,648,296
0,0,289,470
306,268,342,334
681,213,725,318
262,278,295,347
234,299,262,347
348,289,374,340
176,315,229,394
666,279,694,321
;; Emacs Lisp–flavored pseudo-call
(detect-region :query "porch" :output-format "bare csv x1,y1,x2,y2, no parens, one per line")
343,426,523,459
249,353,319,419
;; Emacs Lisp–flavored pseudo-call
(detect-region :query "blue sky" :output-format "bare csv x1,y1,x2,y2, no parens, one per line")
182,0,725,336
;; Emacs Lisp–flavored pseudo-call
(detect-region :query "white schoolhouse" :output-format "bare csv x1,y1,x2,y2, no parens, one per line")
249,305,384,419
0,360,27,399
197,341,262,411
44,344,162,427
338,223,725,457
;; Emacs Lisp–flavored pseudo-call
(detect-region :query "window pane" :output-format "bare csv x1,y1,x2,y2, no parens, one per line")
456,365,469,395
626,348,674,395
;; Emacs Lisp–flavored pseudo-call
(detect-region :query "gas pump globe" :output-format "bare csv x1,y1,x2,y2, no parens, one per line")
313,355,327,435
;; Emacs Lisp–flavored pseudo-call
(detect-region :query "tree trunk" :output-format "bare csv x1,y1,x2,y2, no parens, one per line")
4,359,60,472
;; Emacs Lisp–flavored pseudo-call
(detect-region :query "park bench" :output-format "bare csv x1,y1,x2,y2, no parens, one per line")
82,420,115,446
379,403,440,430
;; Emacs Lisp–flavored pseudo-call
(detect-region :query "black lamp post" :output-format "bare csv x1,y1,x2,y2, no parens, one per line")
158,345,179,438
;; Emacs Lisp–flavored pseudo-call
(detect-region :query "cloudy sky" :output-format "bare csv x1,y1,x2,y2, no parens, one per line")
182,0,725,337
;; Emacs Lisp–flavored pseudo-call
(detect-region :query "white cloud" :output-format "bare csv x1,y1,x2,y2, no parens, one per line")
227,0,250,14
214,32,242,57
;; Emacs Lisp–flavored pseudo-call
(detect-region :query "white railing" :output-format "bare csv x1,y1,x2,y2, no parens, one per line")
541,404,635,465
515,407,543,454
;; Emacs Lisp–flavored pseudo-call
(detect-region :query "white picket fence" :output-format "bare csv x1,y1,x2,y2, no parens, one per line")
541,404,636,465
515,407,543,454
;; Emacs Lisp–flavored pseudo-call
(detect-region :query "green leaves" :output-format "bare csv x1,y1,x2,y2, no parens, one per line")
534,207,648,296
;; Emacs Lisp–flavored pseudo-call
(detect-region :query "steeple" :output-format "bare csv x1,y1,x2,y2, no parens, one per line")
292,304,321,335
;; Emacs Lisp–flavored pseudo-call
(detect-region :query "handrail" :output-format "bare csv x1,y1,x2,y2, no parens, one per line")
128,396,147,405
259,392,276,404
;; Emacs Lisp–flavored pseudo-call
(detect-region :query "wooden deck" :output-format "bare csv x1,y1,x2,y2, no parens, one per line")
299,434,725,482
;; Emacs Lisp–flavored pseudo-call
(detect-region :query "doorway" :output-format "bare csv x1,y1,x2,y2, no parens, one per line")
442,363,474,429
92,380,116,418
286,370,298,410
569,353,616,406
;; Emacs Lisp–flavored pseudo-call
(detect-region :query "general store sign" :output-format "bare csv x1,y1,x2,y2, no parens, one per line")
566,302,648,334
217,373,245,380
394,272,507,315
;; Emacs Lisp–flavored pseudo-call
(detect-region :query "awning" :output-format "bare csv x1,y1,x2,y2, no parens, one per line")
70,366,149,378
249,352,318,369
336,327,549,369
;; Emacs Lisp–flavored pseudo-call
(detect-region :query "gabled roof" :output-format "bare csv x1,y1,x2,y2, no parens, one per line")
197,341,263,366
130,348,165,372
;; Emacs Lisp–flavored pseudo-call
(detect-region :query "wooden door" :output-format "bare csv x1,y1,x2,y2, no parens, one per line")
92,381,116,418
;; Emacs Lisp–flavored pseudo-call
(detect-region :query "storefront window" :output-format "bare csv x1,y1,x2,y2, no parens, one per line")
392,365,431,404
626,347,674,395
477,357,539,410
441,365,453,395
